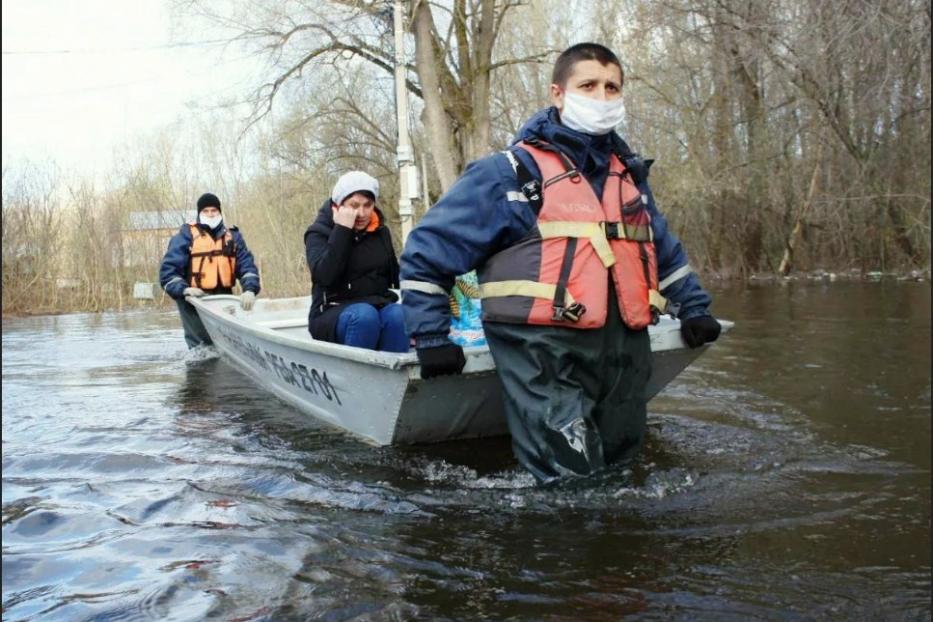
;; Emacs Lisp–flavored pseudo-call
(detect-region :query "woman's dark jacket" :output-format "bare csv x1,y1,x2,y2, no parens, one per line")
304,199,400,342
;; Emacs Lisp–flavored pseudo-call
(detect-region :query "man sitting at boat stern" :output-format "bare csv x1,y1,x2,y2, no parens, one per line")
160,192,262,349
399,43,722,484
304,171,409,353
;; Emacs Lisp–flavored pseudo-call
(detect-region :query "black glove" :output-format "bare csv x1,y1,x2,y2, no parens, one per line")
417,343,466,379
680,315,722,349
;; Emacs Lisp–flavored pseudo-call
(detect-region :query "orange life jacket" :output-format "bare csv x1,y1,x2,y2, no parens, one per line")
478,140,667,330
188,224,236,290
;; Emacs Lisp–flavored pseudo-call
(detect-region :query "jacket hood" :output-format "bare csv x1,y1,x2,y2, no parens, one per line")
306,198,386,238
513,106,626,178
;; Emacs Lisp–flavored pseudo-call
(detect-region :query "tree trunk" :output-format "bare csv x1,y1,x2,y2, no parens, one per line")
732,1,768,273
412,1,459,193
779,139,824,276
462,0,496,163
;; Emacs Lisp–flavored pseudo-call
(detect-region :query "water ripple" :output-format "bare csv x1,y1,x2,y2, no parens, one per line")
2,284,930,621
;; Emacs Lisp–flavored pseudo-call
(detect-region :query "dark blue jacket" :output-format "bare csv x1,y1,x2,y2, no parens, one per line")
400,107,713,348
159,222,261,300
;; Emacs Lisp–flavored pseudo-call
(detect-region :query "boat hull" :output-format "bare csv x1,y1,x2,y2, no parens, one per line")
191,296,728,446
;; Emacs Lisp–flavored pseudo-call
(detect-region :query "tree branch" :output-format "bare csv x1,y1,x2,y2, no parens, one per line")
488,50,554,71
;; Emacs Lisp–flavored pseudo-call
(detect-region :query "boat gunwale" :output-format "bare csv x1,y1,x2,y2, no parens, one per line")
191,295,735,372
190,294,493,371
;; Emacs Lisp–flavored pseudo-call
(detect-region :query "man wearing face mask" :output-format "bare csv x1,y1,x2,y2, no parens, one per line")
400,42,722,484
160,192,262,349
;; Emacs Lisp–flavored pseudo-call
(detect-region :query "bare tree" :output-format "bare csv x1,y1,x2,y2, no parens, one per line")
1,163,65,313
174,0,553,192
610,0,930,275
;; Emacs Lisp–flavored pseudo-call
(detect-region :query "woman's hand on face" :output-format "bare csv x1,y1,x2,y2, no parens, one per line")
333,203,358,229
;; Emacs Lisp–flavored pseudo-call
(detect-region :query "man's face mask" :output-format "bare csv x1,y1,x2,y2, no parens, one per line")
559,91,626,136
199,213,223,230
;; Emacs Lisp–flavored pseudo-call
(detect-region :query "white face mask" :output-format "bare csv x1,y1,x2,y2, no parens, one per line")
559,91,626,136
199,213,223,229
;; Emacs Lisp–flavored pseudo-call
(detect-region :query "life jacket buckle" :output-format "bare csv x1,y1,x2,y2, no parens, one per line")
521,179,541,203
552,302,586,323
649,300,680,325
604,221,622,239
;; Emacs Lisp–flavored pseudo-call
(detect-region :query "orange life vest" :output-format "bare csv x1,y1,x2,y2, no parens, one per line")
478,140,667,330
188,224,236,290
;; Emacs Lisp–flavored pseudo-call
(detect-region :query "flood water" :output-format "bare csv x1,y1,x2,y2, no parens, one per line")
3,280,930,621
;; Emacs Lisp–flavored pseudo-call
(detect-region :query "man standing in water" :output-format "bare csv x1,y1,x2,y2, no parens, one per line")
160,192,262,349
399,43,721,484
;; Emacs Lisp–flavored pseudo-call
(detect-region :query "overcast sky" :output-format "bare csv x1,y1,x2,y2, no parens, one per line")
2,0,257,180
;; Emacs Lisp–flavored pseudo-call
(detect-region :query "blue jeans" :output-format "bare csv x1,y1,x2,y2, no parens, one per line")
335,303,409,352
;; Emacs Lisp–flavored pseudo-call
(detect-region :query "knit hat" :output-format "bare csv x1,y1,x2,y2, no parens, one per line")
196,192,222,213
331,171,379,206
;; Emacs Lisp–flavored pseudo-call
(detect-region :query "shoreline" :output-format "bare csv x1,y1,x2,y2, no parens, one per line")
2,269,929,319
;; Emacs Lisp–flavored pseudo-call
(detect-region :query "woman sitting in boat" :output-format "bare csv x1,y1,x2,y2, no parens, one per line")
304,171,409,352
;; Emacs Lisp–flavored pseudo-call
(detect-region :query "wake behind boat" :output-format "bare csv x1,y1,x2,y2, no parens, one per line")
189,295,732,446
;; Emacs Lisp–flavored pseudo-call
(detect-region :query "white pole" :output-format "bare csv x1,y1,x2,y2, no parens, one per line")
394,0,417,244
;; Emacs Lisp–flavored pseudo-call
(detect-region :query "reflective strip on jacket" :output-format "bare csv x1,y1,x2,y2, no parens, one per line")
188,224,235,290
479,141,665,330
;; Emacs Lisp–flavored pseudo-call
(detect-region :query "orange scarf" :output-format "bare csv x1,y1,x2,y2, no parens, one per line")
365,211,380,232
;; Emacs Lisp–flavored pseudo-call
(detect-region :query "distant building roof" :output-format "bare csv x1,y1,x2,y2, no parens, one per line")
125,210,193,231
